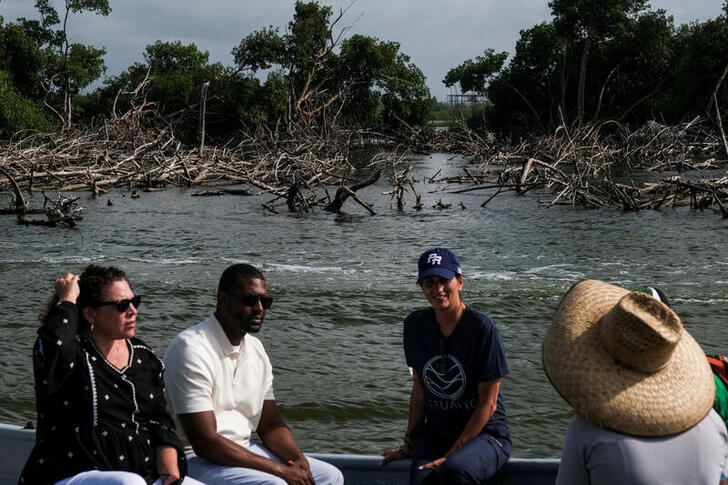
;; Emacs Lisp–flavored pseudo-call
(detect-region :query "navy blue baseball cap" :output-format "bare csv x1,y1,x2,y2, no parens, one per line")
417,248,462,284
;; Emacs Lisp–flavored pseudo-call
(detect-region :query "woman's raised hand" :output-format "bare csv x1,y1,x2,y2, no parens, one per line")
55,273,80,303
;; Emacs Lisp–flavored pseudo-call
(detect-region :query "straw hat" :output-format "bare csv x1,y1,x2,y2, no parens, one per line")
543,279,714,436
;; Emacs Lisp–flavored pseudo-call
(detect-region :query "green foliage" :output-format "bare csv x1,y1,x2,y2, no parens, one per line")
0,21,46,99
0,17,59,135
286,1,332,81
134,40,227,118
5,0,432,137
30,0,111,125
508,23,563,84
89,41,228,138
379,52,430,128
604,9,676,119
427,100,489,126
443,49,509,94
337,35,400,125
668,16,728,120
232,27,285,73
66,43,106,93
0,70,53,138
549,0,648,40
447,0,727,133
33,0,61,29
229,1,431,130
67,0,111,16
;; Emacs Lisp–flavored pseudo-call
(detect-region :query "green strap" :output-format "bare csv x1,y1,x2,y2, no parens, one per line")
714,373,728,428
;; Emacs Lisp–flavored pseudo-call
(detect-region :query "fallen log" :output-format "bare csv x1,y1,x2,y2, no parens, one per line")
324,171,380,214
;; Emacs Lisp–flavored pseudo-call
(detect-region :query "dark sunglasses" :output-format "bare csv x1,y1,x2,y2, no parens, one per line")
94,295,141,312
238,294,273,309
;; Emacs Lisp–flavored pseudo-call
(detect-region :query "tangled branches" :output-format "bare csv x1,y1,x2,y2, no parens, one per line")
3,78,726,222
428,118,728,216
0,88,407,222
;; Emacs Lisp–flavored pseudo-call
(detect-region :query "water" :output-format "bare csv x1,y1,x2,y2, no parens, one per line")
1,153,727,458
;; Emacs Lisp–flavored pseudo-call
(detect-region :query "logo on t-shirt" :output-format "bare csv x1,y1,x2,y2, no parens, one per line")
422,355,466,399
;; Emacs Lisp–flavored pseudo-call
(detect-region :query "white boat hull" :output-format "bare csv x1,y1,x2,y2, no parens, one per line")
0,423,558,484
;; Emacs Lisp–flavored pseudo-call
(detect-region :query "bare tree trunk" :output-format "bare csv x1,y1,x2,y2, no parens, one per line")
715,93,728,159
576,39,590,125
62,2,72,129
0,167,27,211
560,44,568,118
591,65,620,123
713,65,728,158
505,81,541,124
617,76,669,122
706,63,728,115
199,81,210,157
708,64,728,158
65,89,72,128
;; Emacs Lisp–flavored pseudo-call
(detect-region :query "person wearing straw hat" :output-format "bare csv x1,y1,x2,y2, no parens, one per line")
381,248,511,484
543,279,728,485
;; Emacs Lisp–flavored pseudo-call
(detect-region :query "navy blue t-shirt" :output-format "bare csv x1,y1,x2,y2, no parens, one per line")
404,305,510,440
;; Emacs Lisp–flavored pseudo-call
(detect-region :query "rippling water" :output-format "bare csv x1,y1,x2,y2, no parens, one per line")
1,153,727,458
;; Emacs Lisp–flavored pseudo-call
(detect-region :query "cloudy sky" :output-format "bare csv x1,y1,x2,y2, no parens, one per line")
0,0,723,100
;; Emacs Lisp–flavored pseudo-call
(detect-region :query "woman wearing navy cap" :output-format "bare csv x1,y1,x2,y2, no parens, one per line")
381,248,512,484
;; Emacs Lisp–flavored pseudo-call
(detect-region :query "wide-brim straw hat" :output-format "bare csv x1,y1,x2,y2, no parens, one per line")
543,279,714,436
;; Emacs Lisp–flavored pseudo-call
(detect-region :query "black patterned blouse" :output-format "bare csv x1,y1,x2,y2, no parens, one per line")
19,301,186,485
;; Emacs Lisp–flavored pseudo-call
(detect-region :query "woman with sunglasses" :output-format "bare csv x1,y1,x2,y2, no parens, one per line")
20,265,202,485
381,248,512,484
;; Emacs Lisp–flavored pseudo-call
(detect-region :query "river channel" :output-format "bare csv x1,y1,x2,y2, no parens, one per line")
1,152,727,458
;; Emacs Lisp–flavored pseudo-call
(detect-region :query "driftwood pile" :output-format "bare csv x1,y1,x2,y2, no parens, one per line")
2,89,728,224
423,117,728,216
0,98,403,224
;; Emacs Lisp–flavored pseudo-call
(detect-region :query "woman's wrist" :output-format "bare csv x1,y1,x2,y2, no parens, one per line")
401,430,413,454
397,443,412,457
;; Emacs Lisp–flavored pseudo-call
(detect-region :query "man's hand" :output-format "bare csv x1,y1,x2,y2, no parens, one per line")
287,454,311,472
418,456,446,470
276,461,315,485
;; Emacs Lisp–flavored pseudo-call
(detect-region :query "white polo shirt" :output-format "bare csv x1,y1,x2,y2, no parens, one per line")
163,314,275,449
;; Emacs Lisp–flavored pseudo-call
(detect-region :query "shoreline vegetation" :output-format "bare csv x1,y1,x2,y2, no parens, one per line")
1,102,727,227
1,0,727,225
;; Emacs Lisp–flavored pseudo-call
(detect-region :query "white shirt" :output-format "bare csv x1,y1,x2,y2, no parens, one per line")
163,314,275,449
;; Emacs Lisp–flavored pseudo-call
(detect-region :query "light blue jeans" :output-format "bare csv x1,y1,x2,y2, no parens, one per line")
55,470,206,485
187,443,344,485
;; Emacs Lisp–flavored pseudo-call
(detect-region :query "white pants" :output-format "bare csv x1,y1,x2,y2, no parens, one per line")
186,443,344,485
55,470,206,485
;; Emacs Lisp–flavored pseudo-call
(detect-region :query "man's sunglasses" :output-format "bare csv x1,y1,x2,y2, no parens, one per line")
94,295,141,312
238,294,273,309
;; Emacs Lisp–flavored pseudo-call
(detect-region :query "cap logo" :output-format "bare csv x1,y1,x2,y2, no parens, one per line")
427,254,442,265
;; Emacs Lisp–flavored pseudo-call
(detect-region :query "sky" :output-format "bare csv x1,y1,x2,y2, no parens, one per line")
0,0,724,100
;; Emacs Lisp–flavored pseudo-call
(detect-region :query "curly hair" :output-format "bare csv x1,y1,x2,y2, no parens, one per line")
40,265,128,333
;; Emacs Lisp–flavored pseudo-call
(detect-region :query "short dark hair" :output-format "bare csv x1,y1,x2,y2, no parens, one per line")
40,264,127,333
218,264,265,295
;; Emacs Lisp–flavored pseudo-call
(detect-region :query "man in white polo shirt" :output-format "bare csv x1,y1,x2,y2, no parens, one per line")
164,263,343,485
